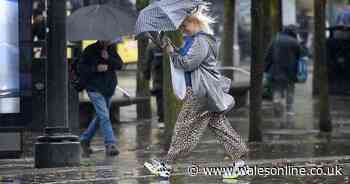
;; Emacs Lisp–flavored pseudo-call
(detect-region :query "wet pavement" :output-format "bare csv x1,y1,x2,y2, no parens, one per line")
1,70,350,183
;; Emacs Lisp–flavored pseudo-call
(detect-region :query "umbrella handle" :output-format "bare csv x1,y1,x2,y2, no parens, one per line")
163,37,179,52
144,32,162,47
144,32,179,52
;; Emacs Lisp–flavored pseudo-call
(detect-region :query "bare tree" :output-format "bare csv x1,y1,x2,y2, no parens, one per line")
249,0,265,142
136,0,152,120
265,0,282,43
270,0,282,34
163,31,183,148
221,0,236,80
314,0,332,132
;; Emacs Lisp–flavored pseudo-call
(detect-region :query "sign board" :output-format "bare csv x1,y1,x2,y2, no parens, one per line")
0,0,20,114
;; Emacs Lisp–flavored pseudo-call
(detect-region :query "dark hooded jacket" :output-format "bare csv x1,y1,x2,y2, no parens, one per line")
78,41,123,97
265,33,302,86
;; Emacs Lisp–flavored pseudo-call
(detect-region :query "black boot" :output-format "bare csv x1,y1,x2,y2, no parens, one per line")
105,144,120,156
80,140,93,157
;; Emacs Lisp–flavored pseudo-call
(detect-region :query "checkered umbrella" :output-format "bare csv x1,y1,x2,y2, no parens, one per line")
134,0,204,36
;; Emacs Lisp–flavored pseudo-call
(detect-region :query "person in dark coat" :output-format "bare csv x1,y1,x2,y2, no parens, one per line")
78,40,123,157
144,42,164,124
265,25,302,115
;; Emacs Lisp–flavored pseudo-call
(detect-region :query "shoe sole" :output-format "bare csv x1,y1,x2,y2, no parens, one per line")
105,152,119,156
105,148,119,157
222,173,239,180
144,162,159,175
144,162,170,179
222,179,239,183
223,165,242,180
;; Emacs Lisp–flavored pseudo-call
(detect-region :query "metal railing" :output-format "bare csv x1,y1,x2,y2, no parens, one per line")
216,66,251,76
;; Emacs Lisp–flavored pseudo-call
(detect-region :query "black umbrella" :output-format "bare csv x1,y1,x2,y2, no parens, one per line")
67,3,137,41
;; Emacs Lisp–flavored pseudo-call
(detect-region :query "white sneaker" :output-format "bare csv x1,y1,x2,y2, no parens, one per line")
234,159,246,168
144,159,171,179
222,168,240,180
236,159,248,176
222,159,247,180
223,178,240,183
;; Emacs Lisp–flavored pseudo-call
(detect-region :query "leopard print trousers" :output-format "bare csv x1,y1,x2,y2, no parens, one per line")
164,88,249,163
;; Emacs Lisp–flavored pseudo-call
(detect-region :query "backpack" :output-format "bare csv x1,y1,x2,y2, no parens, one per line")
69,58,85,92
296,57,308,83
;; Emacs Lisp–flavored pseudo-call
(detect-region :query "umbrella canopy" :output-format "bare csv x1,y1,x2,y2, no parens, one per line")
134,0,204,36
67,4,136,41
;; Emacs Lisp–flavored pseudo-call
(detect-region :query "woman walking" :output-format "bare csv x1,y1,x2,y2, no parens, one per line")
144,5,249,180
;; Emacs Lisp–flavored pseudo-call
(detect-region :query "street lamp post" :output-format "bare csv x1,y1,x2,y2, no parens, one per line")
34,0,80,168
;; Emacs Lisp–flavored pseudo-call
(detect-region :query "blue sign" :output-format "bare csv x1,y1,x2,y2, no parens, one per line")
0,0,19,113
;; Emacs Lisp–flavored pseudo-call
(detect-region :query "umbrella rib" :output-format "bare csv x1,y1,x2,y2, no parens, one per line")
88,5,101,34
106,6,133,39
157,3,186,29
135,0,204,36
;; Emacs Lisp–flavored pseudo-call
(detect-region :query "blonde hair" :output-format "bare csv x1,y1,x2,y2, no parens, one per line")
186,3,215,35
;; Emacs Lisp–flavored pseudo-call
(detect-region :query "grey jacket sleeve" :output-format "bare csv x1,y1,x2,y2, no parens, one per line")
170,36,209,72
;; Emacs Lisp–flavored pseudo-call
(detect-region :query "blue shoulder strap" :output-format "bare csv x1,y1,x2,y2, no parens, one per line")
179,32,214,57
179,36,195,56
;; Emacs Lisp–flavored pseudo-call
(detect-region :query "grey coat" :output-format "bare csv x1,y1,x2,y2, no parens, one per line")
170,33,235,113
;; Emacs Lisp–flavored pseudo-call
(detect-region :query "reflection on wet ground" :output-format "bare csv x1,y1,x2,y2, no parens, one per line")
1,71,350,183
